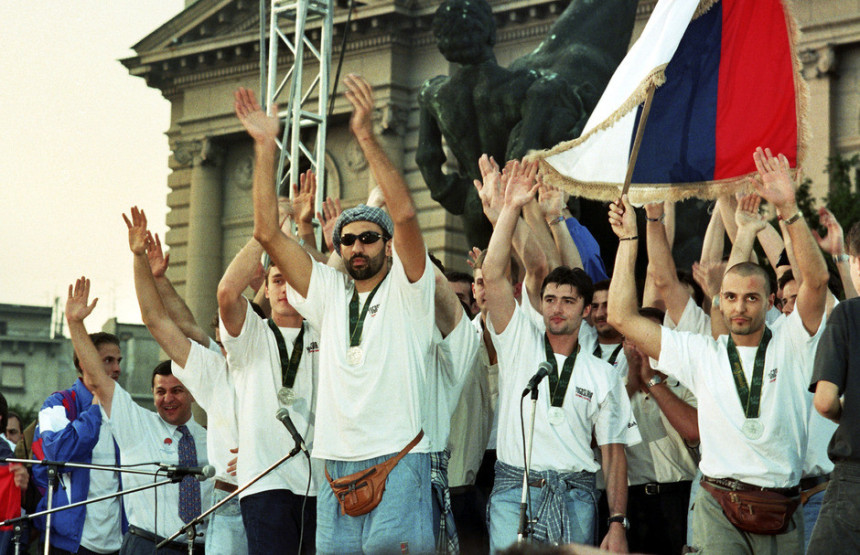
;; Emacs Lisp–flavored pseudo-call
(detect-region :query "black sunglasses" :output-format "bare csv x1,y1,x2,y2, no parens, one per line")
340,231,388,247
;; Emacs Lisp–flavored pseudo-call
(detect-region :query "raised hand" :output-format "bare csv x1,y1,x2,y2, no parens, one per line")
466,246,482,269
316,197,343,253
474,154,504,225
692,260,726,300
66,277,98,323
344,74,375,142
734,194,767,234
537,181,565,221
812,207,846,255
752,147,796,215
292,170,317,226
643,201,664,221
234,87,280,144
503,160,539,210
146,231,169,278
122,206,149,256
608,195,637,239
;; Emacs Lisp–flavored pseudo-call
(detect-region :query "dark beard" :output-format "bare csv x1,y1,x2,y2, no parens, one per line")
346,253,385,280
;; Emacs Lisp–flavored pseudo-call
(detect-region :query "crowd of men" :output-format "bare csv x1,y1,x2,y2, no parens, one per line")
1,73,858,555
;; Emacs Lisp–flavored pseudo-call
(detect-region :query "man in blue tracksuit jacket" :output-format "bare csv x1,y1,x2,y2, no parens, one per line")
33,332,127,555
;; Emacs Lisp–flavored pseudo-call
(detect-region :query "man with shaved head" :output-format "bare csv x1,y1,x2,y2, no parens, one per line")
608,148,830,553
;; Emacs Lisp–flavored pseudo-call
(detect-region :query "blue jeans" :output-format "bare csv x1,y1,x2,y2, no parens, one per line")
488,483,596,552
802,488,825,552
316,453,434,554
205,487,248,555
240,489,315,555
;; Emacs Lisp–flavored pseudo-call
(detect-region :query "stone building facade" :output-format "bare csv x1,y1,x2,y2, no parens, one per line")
123,0,860,330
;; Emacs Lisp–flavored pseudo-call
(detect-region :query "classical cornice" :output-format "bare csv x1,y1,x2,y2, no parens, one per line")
127,0,652,92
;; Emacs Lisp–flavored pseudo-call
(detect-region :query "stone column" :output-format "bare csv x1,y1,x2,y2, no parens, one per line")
802,45,837,203
182,137,224,333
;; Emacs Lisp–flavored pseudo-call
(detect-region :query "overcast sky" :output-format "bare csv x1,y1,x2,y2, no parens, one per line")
0,1,186,331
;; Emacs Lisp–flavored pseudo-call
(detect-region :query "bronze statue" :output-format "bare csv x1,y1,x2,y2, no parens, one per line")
417,0,639,248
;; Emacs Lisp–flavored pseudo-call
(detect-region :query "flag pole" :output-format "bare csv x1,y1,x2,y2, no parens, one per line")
621,84,657,197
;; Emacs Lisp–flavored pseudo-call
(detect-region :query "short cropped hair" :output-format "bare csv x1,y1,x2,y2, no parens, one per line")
151,360,174,388
592,279,611,295
73,332,120,373
724,262,772,296
540,266,595,307
777,269,795,292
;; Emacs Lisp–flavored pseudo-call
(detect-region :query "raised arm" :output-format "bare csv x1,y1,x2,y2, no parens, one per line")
145,231,211,346
217,236,266,338
434,267,465,337
644,202,688,323
483,163,540,334
753,147,829,334
292,172,329,264
65,278,115,414
345,74,426,282
814,207,858,299
726,194,767,269
539,182,583,270
124,207,192,367
606,196,662,360
475,156,549,310
235,87,314,298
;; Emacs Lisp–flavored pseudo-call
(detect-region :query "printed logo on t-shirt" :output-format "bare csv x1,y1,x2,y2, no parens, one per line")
767,367,778,383
575,387,593,402
369,304,380,317
627,419,638,429
307,341,319,353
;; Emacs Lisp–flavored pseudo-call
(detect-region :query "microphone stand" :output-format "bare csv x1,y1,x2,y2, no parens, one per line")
157,443,305,550
517,387,540,544
1,458,192,555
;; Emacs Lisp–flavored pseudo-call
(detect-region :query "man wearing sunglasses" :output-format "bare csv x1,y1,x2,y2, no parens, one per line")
238,73,436,552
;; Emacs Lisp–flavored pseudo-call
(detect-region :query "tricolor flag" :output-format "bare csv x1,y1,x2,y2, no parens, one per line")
530,0,807,203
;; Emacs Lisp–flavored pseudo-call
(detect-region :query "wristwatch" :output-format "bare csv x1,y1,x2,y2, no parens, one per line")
834,253,850,264
647,375,663,388
607,514,630,530
711,294,720,309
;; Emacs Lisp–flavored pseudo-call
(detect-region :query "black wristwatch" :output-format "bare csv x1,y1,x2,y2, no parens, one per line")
607,514,630,530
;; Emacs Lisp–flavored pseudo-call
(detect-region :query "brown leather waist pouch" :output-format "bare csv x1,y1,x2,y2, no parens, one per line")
325,430,423,517
701,481,799,535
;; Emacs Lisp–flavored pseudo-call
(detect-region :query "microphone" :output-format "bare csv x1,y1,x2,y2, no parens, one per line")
159,464,215,482
521,362,553,397
275,408,309,456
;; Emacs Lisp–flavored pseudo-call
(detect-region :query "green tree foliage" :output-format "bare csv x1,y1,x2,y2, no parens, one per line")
823,153,860,234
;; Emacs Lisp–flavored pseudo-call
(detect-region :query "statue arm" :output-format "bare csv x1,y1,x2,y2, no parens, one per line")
416,103,470,215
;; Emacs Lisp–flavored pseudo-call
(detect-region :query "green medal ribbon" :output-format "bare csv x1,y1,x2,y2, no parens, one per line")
593,343,623,366
267,319,305,389
348,281,384,348
726,327,773,418
543,335,579,408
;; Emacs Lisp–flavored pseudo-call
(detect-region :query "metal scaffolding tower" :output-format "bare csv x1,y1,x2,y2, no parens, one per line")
262,0,333,224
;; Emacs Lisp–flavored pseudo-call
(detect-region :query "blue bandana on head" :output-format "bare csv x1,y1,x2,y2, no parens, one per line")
332,204,394,254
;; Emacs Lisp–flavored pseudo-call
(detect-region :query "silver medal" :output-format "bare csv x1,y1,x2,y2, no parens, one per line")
547,406,565,426
741,419,763,440
347,346,364,366
278,387,295,405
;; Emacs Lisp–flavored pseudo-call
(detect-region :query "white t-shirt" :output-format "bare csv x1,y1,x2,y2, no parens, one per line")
424,313,482,451
286,247,436,460
664,296,711,335
170,339,239,484
79,415,122,553
471,314,500,450
490,307,638,473
221,300,321,497
655,308,824,487
593,341,628,380
105,383,212,540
